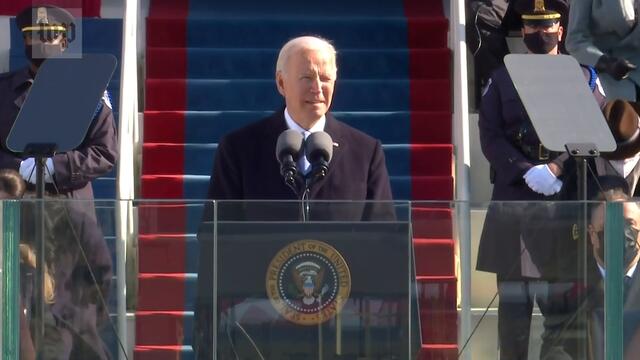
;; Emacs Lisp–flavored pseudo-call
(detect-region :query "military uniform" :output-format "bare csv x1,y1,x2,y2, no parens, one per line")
466,0,570,104
476,58,605,358
6,5,119,359
0,67,118,200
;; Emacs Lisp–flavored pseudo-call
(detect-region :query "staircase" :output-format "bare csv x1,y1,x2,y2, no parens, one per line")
140,0,456,358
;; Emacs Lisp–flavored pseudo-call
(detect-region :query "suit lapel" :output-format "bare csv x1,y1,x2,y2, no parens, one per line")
264,109,289,154
263,110,298,198
624,267,640,309
308,113,344,197
322,113,344,173
11,68,32,109
1,68,31,150
270,111,345,198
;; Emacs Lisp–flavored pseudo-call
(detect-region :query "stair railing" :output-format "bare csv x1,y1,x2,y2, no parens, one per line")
116,0,140,358
450,0,472,358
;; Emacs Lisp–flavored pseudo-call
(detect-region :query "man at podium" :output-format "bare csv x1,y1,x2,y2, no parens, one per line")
205,36,393,216
194,36,395,359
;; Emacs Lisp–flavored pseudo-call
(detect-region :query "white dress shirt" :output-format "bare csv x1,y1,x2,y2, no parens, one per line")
610,152,640,179
597,262,637,279
284,108,326,174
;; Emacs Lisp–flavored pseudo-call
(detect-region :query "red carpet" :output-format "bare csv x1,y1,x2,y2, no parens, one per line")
139,0,457,358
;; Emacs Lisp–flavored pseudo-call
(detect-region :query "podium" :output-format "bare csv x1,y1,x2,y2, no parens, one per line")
196,200,420,360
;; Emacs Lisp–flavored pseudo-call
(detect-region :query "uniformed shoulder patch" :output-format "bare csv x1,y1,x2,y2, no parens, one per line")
481,78,493,97
102,90,113,110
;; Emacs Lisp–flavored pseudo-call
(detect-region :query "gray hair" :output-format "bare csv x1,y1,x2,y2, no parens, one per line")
275,36,337,74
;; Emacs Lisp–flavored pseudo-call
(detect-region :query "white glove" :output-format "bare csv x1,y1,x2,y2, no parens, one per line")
551,179,563,194
19,157,55,184
523,164,561,196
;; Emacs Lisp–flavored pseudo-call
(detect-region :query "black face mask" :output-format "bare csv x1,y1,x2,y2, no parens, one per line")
523,31,560,54
24,43,64,68
597,223,640,270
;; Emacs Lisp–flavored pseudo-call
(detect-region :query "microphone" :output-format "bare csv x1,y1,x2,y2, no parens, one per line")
305,131,333,181
275,129,304,187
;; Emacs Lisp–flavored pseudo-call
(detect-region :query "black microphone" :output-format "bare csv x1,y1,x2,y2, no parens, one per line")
305,131,333,181
275,129,304,187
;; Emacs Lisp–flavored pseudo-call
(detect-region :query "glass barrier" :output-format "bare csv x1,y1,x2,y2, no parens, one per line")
1,199,635,359
209,200,415,359
413,200,630,360
8,199,123,360
3,199,210,360
1,200,20,359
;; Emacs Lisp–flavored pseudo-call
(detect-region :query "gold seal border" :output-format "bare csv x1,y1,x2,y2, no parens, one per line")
266,239,352,326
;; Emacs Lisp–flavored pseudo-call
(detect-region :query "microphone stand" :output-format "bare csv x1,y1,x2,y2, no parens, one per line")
282,170,309,222
565,142,599,360
24,143,56,360
300,180,311,222
300,159,329,222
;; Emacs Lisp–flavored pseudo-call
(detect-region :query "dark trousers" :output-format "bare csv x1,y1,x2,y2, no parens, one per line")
497,277,585,360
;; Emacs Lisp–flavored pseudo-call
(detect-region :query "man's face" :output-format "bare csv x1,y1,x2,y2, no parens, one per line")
23,31,67,67
521,22,563,54
24,31,66,47
589,202,640,271
276,47,336,129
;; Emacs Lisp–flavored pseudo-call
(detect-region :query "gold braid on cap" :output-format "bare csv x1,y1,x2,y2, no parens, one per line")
22,25,67,32
521,0,561,20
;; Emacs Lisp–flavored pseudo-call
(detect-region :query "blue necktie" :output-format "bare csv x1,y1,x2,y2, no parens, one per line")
300,132,311,175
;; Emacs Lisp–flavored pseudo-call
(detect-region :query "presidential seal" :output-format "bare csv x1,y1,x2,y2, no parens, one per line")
266,239,351,326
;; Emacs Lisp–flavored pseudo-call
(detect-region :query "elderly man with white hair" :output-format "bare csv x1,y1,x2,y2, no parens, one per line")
193,35,394,359
204,35,392,205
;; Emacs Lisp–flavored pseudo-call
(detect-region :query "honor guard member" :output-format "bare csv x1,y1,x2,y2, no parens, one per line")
0,5,118,360
466,0,569,104
476,1,605,359
0,5,118,201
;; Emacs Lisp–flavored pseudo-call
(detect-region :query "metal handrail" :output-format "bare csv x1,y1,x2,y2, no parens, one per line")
115,0,140,358
450,0,472,358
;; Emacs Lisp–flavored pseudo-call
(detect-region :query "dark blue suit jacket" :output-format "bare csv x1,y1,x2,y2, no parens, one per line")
193,109,394,359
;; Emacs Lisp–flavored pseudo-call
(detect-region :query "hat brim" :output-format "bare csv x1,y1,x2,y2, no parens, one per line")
522,18,561,27
522,11,561,27
601,101,640,160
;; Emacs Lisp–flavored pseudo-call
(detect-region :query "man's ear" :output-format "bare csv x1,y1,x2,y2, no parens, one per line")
276,71,286,96
587,224,598,247
558,25,564,41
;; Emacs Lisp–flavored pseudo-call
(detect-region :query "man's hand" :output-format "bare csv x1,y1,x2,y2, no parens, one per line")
547,162,562,177
19,157,55,184
595,55,637,81
524,164,562,196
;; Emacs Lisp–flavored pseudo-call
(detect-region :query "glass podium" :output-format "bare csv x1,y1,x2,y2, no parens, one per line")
0,199,636,359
